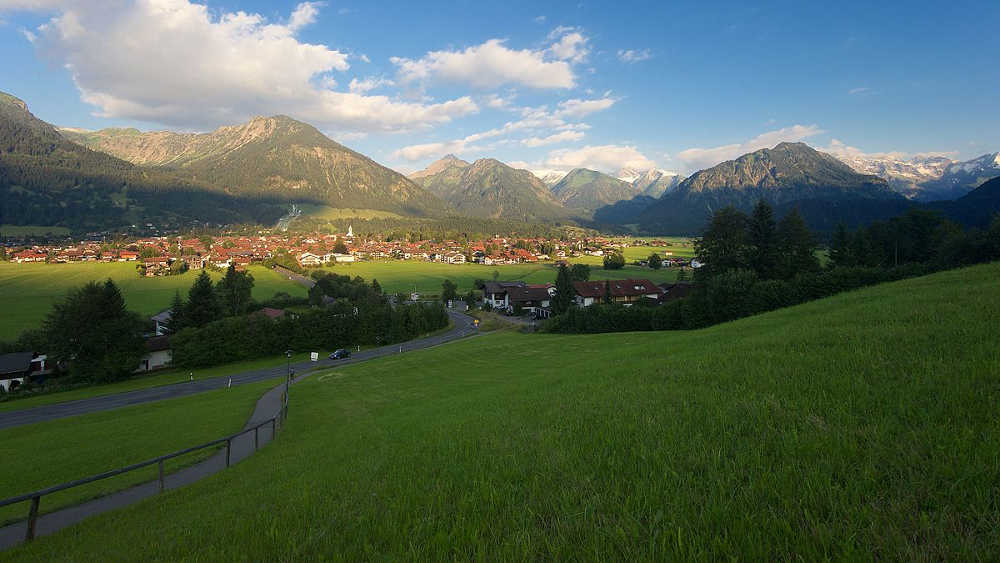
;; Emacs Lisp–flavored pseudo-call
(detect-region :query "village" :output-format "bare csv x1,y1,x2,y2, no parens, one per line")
4,225,692,276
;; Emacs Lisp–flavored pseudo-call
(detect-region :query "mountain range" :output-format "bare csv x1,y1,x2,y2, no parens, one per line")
408,156,570,222
0,91,285,230
629,142,905,234
835,151,1000,201
62,116,446,217
2,87,997,235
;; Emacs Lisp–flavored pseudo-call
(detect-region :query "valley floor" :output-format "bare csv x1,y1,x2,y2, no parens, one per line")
3,262,999,560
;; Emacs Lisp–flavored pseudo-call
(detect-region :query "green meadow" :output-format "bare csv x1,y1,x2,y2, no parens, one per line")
0,248,685,339
314,258,680,296
5,262,998,560
0,378,280,526
0,262,307,341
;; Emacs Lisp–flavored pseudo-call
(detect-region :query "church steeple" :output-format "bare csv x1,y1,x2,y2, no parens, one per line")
347,224,354,238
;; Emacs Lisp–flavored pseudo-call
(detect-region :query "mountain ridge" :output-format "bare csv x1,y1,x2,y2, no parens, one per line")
63,115,449,217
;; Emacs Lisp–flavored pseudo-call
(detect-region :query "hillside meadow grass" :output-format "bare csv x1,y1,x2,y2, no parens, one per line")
0,378,281,526
0,262,306,341
5,262,998,560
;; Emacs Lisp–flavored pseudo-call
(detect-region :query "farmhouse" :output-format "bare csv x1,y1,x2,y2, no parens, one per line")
136,336,171,372
506,285,554,318
482,281,527,310
573,279,664,307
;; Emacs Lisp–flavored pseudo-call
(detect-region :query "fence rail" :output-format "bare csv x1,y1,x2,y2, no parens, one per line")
0,403,287,543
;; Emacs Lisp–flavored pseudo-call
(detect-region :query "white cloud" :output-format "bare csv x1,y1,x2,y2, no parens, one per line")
533,15,546,24
617,48,652,63
288,1,320,31
553,97,615,118
391,94,614,162
675,124,825,171
357,53,371,63
547,30,589,63
544,144,656,173
522,130,585,147
20,1,476,132
848,87,870,95
348,76,395,94
392,38,576,89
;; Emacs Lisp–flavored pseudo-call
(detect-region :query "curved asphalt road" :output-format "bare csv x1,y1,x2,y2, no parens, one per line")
0,310,478,430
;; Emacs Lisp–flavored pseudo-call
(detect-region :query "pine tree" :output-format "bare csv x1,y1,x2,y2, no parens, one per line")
371,278,382,294
748,199,778,279
775,208,819,279
648,253,663,270
552,263,575,314
829,223,854,268
694,206,749,280
165,290,186,333
603,280,613,304
185,270,222,327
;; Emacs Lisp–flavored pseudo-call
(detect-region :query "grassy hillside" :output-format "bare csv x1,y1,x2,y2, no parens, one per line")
0,378,280,526
0,263,306,341
6,262,998,560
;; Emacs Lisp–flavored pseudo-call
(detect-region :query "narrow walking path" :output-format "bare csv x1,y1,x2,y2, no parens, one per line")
0,311,479,549
0,311,477,430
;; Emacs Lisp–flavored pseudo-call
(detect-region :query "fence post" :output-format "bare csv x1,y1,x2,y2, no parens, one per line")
271,417,277,437
226,438,232,468
254,425,259,451
158,459,165,493
25,495,40,542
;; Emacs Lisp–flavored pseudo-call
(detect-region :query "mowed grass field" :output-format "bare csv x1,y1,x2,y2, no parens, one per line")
316,258,680,296
0,262,307,341
6,262,998,560
0,378,281,526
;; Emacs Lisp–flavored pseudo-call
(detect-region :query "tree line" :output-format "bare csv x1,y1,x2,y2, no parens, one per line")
545,201,1000,334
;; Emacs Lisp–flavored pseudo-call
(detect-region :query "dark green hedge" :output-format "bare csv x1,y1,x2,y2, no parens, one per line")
171,300,449,368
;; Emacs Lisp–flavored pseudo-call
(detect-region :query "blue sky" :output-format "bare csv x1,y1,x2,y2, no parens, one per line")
1,0,997,175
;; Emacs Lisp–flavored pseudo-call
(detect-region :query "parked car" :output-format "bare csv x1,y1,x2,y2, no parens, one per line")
329,348,351,360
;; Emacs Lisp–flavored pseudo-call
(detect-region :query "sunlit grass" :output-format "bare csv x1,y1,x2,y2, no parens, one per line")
6,263,998,560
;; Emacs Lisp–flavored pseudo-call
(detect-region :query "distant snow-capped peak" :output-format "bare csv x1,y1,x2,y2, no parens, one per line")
530,169,569,185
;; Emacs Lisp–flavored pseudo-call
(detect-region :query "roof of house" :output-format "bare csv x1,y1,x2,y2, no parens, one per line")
145,335,171,353
572,279,664,299
256,307,286,319
660,282,695,301
507,286,552,303
0,352,34,377
483,281,526,295
151,309,173,323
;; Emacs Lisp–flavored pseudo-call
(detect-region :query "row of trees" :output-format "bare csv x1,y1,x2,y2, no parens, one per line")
545,201,1000,334
167,265,255,332
170,300,449,368
695,202,819,282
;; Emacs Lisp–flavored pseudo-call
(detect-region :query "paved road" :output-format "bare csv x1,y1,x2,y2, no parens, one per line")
0,310,478,549
0,310,478,430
